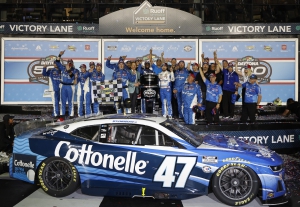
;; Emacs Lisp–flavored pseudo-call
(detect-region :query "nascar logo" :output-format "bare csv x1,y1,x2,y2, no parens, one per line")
54,141,148,175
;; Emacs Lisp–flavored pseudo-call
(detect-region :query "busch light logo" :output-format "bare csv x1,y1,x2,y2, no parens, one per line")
143,89,156,98
55,141,148,175
236,56,272,84
27,55,60,85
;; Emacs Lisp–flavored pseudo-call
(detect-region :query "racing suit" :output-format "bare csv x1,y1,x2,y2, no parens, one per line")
56,61,77,117
77,71,90,116
42,66,61,117
106,59,130,71
182,82,202,124
151,63,162,75
173,68,189,118
158,70,175,117
113,69,136,114
89,70,105,115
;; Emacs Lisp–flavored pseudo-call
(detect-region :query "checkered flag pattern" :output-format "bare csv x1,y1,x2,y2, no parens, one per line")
92,80,123,103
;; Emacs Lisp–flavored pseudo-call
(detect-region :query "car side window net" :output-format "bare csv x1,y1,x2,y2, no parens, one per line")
70,125,100,141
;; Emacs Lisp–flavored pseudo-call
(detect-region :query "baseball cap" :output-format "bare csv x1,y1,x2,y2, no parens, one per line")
209,73,216,77
192,63,199,67
144,61,150,65
126,60,131,63
96,63,102,67
67,59,73,63
244,64,251,69
250,74,257,79
89,61,95,66
189,72,195,79
3,114,14,121
222,60,228,63
178,60,185,64
79,64,86,68
204,57,209,61
171,58,177,61
118,60,125,64
228,63,234,67
203,62,209,66
162,63,169,68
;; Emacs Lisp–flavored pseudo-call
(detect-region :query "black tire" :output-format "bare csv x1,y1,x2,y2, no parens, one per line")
212,163,259,206
38,157,79,197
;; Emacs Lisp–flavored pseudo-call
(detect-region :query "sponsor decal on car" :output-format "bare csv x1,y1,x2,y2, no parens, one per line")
202,156,218,163
202,166,212,173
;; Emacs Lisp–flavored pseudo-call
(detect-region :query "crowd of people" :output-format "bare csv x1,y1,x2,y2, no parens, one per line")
41,49,265,125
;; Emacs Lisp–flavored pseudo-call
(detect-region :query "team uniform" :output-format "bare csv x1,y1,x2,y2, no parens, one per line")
240,82,261,123
222,69,239,118
77,71,91,116
106,58,130,71
173,68,189,118
158,70,175,117
205,79,223,124
55,61,78,117
181,82,202,124
151,63,162,75
42,66,61,117
89,70,105,115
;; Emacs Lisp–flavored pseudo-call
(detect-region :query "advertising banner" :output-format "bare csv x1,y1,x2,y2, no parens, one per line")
1,38,101,104
200,39,298,104
102,39,198,80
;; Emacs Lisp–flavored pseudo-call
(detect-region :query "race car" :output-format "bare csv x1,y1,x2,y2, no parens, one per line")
10,114,289,206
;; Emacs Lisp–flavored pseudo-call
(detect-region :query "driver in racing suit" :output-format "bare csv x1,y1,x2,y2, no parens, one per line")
42,62,61,118
182,72,202,124
77,64,91,117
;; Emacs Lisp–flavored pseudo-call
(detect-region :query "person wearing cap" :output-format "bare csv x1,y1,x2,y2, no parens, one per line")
113,60,136,114
149,48,164,75
42,62,61,118
181,72,202,125
236,74,262,123
77,63,92,117
201,52,210,67
216,61,239,119
55,50,79,119
173,60,189,119
158,63,175,118
282,98,300,120
89,61,95,72
0,115,15,156
137,59,153,75
128,61,141,113
106,55,130,72
187,61,200,77
199,68,223,124
88,62,105,115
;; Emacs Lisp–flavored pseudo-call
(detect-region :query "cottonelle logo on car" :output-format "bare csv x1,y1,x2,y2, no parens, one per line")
13,153,37,182
76,25,95,33
236,56,272,84
55,141,148,175
27,55,60,85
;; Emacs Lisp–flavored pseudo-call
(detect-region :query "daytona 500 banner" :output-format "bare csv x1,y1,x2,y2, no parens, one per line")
200,39,298,104
1,38,100,104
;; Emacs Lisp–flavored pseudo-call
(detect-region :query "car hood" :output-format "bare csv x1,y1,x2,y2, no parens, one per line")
199,134,274,158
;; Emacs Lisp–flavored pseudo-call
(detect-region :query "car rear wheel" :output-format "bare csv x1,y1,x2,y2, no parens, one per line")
38,157,79,197
212,164,259,206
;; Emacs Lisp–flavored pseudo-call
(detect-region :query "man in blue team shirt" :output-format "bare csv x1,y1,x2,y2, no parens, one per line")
42,62,61,118
113,60,136,114
55,51,78,119
89,63,105,115
77,64,91,117
236,74,262,123
106,55,129,71
199,68,223,124
181,73,202,125
173,60,189,119
149,48,164,75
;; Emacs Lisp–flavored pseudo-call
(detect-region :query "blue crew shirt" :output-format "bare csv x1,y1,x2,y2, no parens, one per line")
151,63,162,75
242,82,261,103
182,82,202,108
205,79,223,103
173,68,189,92
42,67,61,91
222,69,239,92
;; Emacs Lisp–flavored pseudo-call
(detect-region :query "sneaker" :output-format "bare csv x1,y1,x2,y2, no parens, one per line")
223,116,230,119
167,115,173,119
0,152,8,158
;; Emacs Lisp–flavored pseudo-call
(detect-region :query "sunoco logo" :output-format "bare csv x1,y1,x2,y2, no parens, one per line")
27,55,61,85
236,56,272,84
55,141,148,175
133,0,166,25
143,89,156,98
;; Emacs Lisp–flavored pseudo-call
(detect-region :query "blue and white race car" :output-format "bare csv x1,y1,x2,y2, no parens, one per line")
10,114,289,206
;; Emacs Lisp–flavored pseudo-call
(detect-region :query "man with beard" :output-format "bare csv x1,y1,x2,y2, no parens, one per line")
173,60,189,119
158,63,175,118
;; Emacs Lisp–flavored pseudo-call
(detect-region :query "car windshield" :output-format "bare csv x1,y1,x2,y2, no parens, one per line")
160,119,203,147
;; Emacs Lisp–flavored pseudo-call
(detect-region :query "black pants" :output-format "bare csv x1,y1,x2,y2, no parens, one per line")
130,91,137,113
242,87,246,110
241,103,256,123
206,101,219,124
172,93,179,118
222,90,235,117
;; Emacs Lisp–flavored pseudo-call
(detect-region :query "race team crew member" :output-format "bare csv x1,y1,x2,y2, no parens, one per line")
181,73,202,125
42,62,61,117
56,51,78,118
77,64,91,117
282,98,300,121
106,55,129,71
89,63,105,115
113,60,136,114
236,74,262,123
149,48,165,75
158,63,175,118
137,60,153,75
173,60,189,119
199,69,223,124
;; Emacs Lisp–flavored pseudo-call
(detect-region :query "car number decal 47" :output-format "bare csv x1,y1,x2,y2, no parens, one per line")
153,156,197,188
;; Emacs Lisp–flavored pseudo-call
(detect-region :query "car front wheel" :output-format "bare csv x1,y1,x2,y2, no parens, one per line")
38,157,79,197
212,164,259,206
